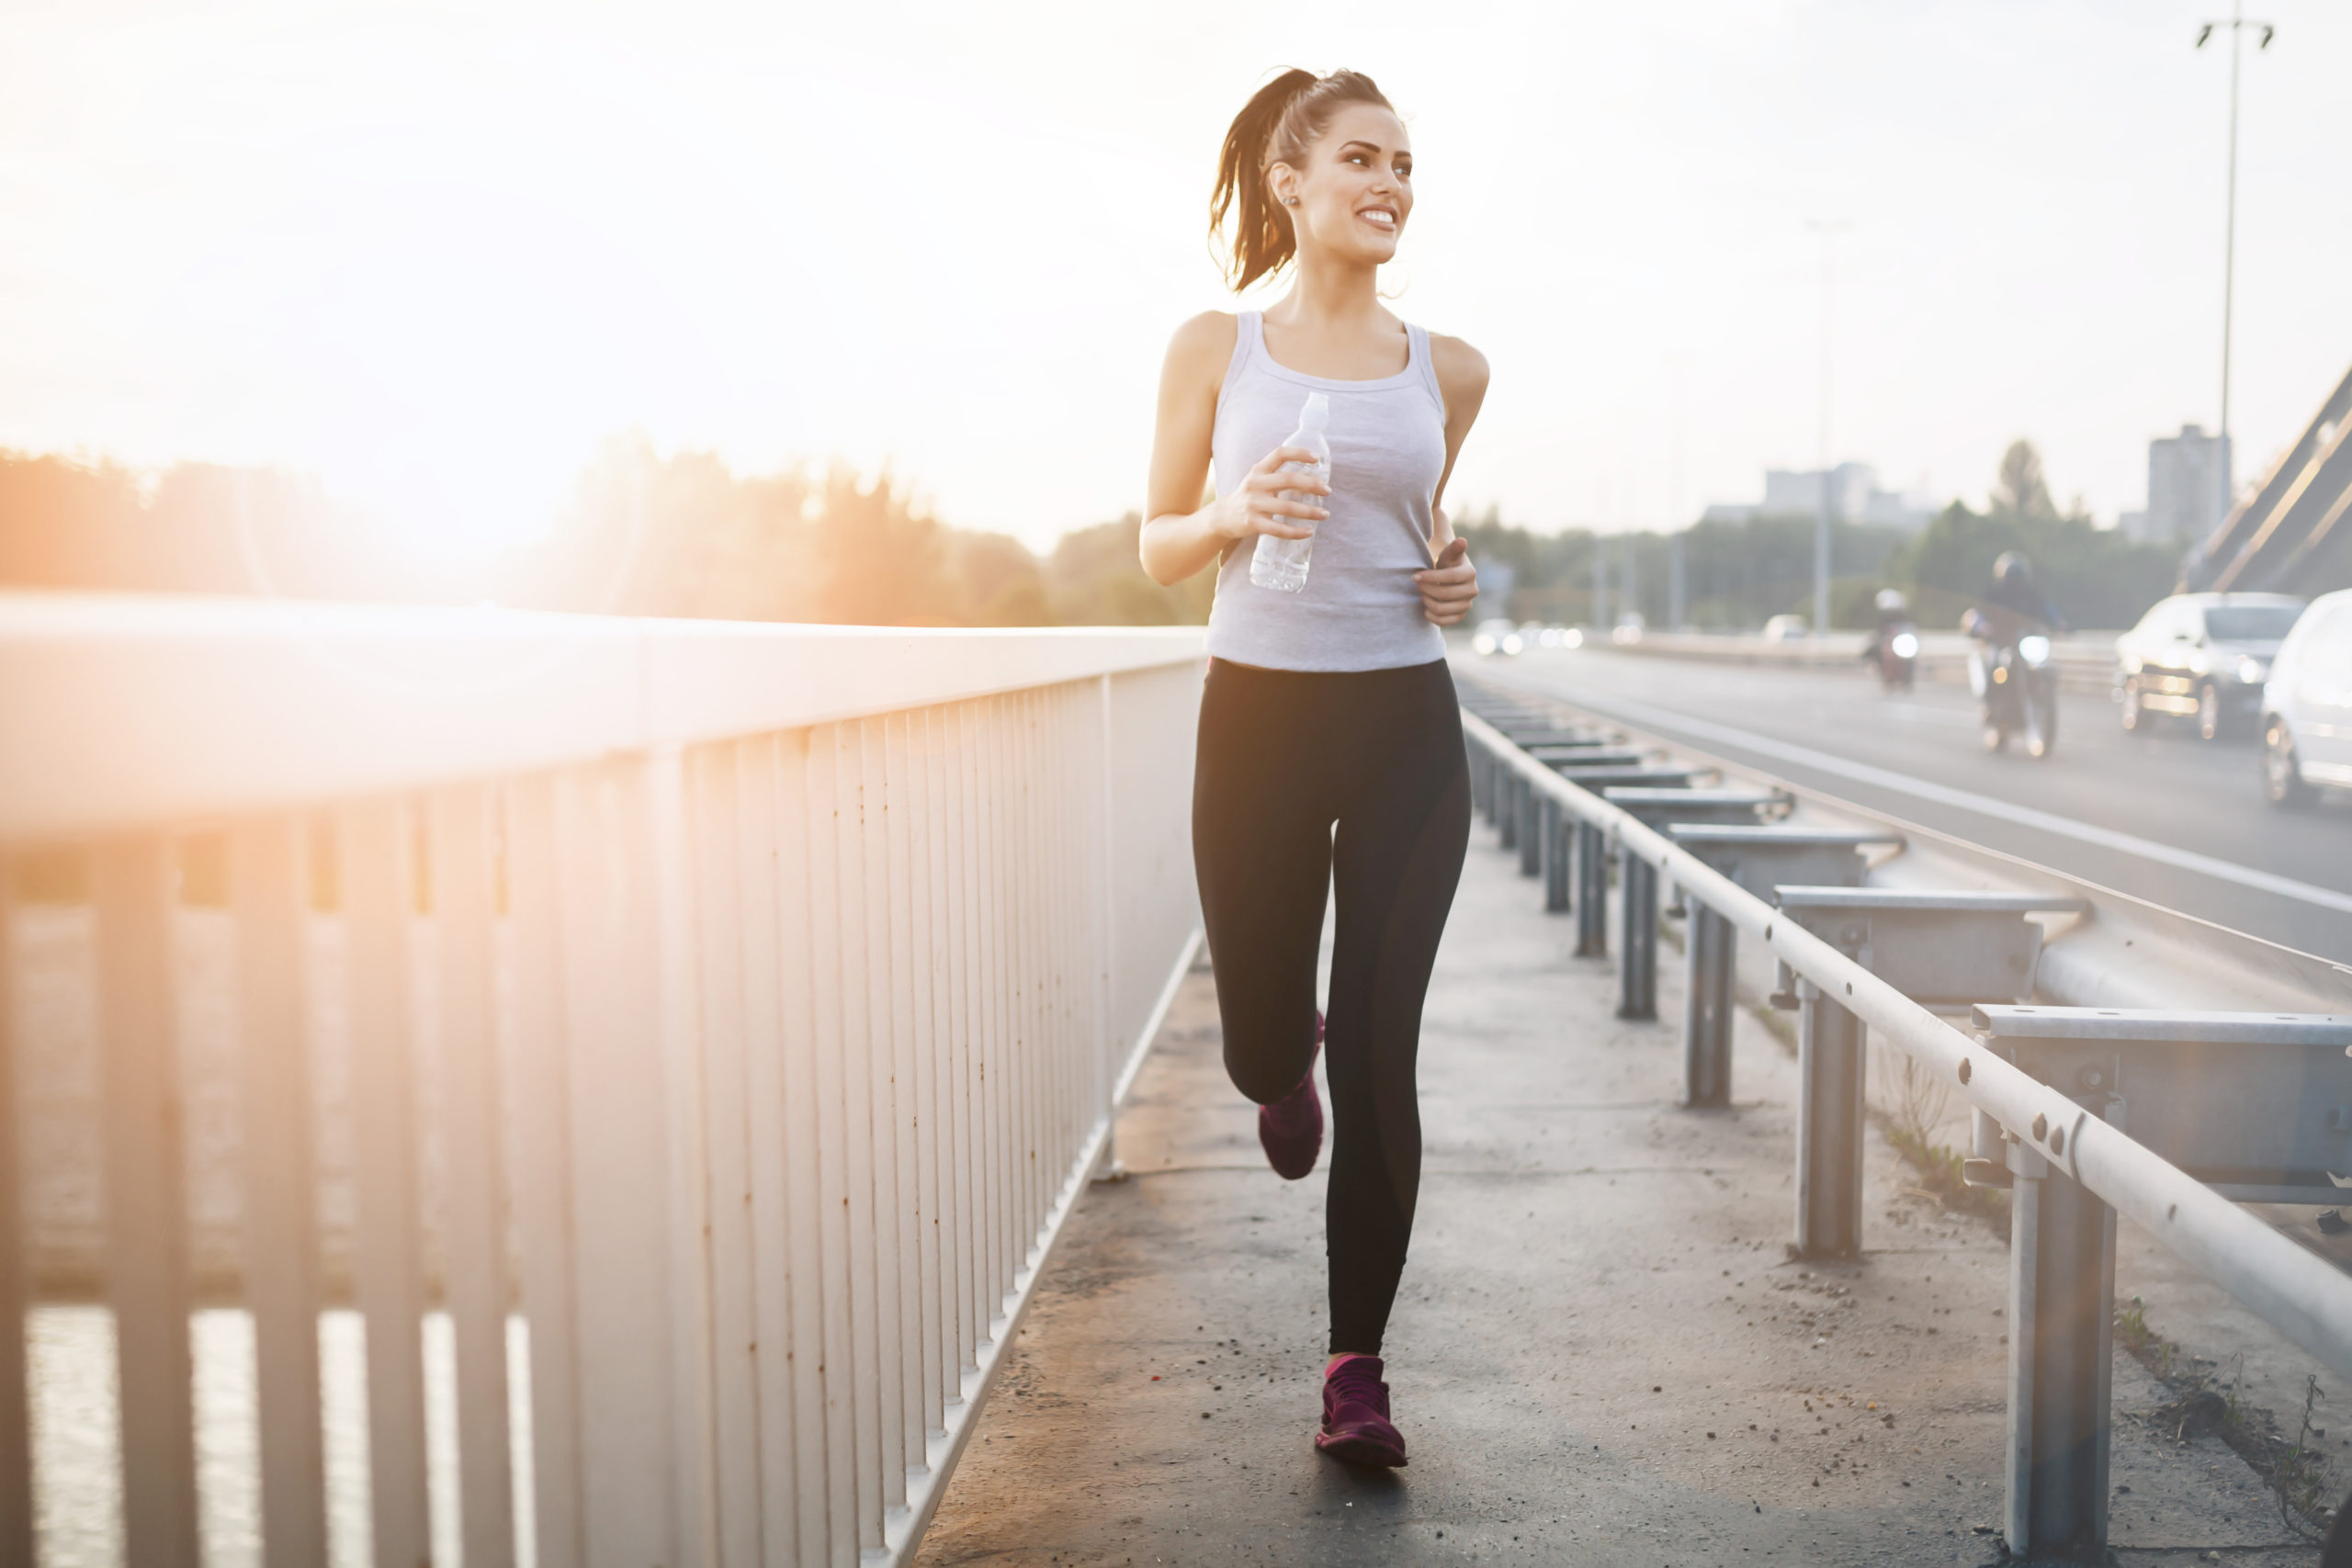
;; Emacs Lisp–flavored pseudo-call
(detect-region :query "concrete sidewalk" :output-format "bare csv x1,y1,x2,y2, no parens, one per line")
914,823,2321,1565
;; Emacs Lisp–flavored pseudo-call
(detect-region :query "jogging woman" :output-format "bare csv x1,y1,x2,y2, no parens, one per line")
1138,67,1485,1469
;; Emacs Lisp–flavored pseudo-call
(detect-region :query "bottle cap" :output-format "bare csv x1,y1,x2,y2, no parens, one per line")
1299,391,1329,434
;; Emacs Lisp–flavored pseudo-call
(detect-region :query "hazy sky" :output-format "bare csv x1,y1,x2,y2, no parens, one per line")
5,0,2350,559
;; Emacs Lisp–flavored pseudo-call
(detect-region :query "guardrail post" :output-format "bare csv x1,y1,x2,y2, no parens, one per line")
1616,844,1657,1020
1498,772,1520,852
1682,904,1735,1106
1543,797,1570,913
1575,822,1608,957
1469,738,1491,822
2004,1106,2119,1562
1793,978,1866,1257
1518,779,1542,878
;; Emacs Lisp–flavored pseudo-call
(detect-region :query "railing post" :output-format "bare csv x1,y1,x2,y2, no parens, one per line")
1498,770,1519,852
1682,904,1736,1106
2005,1106,2119,1562
1793,978,1867,1256
95,837,200,1568
1470,739,1491,822
1518,777,1542,878
231,819,329,1567
428,784,520,1568
1616,845,1657,1020
1574,820,1609,957
0,867,32,1567
1543,796,1570,913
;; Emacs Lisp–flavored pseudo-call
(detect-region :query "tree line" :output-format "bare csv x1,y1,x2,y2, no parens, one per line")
1461,442,2185,633
0,436,1209,628
0,435,2183,632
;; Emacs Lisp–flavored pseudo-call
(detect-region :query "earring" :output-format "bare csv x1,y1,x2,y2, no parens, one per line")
1284,197,1300,207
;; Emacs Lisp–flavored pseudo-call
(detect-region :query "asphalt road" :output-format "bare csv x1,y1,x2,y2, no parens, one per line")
1475,646,2352,965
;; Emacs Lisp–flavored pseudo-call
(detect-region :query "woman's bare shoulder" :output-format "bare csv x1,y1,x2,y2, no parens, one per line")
1165,310,1240,373
1424,331,1491,400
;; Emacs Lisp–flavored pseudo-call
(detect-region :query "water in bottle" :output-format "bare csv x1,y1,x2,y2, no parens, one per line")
1249,391,1331,593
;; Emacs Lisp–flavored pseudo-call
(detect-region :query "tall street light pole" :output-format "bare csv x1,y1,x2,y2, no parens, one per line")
1806,218,1850,637
2198,4,2274,527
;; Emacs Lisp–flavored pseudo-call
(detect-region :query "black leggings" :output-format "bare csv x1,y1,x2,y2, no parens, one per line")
1192,656,1470,1356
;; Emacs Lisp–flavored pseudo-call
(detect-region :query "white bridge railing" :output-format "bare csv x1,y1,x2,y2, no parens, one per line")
0,594,1208,1568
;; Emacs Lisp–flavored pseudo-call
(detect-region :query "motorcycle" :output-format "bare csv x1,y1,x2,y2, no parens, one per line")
1869,622,1920,691
1963,607,2060,758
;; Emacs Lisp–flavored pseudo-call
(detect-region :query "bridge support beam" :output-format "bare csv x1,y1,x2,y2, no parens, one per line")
1793,978,1867,1257
2004,1117,2117,1564
1616,848,1657,1020
1575,823,1608,957
1543,797,1570,914
1682,906,1735,1106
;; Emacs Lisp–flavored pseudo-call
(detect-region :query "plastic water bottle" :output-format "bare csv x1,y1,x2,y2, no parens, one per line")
1249,392,1330,593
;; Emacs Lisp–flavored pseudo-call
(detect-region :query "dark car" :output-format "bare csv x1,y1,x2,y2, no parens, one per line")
2115,592,2305,740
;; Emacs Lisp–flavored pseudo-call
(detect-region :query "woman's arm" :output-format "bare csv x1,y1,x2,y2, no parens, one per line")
1413,333,1491,626
1138,312,1327,586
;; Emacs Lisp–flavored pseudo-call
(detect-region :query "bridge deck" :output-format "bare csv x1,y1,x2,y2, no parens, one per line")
916,818,2321,1566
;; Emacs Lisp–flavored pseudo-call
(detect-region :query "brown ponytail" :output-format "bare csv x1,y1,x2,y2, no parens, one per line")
1211,68,1396,293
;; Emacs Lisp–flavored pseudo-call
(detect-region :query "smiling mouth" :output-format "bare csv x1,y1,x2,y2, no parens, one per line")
1356,207,1397,231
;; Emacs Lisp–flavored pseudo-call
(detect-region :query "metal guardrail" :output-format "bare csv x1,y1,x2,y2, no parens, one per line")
1457,674,2352,1562
0,594,1208,1568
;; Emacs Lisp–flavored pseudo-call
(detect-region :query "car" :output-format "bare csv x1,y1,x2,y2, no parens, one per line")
1761,614,1810,642
2261,589,2352,807
1472,617,1521,656
2116,592,2305,740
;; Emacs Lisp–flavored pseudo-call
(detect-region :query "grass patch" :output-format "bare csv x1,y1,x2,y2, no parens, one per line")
1883,1126,2009,1227
2116,1296,2336,1540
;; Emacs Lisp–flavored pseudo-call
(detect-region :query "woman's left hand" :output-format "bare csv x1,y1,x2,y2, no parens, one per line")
1414,536,1477,626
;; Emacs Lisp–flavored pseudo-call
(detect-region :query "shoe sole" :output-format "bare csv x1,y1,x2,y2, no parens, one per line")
1316,1429,1408,1468
1259,1128,1319,1181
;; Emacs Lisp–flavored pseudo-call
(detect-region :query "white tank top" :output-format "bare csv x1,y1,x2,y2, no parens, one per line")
1204,310,1450,671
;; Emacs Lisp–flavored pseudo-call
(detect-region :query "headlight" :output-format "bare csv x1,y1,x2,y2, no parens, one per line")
1889,632,1920,660
1474,634,1496,654
1502,633,1523,655
1563,627,1583,649
2018,635,2052,666
2236,655,2269,684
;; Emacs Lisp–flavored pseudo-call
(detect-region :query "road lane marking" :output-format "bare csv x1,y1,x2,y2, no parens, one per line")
1522,677,2352,919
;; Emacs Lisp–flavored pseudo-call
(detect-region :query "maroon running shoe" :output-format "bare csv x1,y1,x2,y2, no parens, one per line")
1256,1011,1324,1180
1315,1354,1407,1468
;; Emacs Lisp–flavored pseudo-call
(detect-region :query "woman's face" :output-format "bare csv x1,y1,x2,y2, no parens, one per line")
1271,102,1412,268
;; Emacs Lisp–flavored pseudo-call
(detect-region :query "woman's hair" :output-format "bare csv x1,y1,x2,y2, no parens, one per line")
1211,68,1395,293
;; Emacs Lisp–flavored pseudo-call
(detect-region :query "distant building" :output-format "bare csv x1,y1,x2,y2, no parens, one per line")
2122,424,2233,545
1702,464,1938,531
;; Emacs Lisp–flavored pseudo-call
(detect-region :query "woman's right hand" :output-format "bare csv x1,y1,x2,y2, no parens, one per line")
1215,446,1328,543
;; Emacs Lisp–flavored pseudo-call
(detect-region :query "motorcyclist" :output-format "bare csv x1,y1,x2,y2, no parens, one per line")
1861,587,1911,665
1980,551,2065,634
1966,551,2065,757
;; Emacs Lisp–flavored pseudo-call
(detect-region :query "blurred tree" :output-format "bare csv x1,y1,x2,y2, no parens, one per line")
807,464,960,626
1991,439,2057,522
1046,513,1213,626
950,530,1051,626
0,450,426,601
1889,500,2174,630
0,440,1214,629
